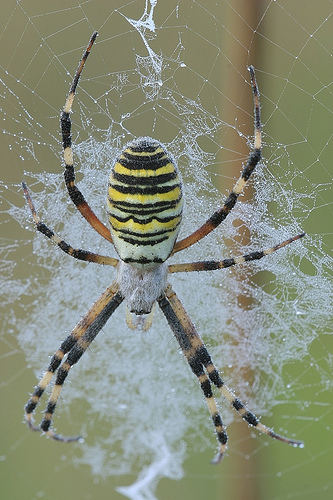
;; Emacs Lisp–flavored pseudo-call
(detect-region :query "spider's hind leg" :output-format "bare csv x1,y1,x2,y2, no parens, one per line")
158,284,228,464
25,331,78,433
158,283,304,464
25,282,123,441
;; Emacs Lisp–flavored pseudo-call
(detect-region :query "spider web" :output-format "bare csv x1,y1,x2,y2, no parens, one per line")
1,1,332,500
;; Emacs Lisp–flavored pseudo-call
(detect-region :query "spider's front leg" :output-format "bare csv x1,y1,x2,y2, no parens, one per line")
61,31,113,244
172,65,261,254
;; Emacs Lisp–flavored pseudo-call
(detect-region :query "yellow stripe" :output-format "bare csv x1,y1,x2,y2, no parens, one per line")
113,162,176,178
110,216,181,234
64,146,73,166
108,186,182,205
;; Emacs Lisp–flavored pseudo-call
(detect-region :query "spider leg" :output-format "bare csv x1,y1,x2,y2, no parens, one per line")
158,283,303,464
22,181,118,266
173,66,261,254
158,284,228,464
168,233,305,273
25,282,124,441
61,31,113,244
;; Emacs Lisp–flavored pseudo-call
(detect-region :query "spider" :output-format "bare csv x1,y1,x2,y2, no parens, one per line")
23,32,305,464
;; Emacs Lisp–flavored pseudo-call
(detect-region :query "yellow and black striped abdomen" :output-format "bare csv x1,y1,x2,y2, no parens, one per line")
107,138,183,267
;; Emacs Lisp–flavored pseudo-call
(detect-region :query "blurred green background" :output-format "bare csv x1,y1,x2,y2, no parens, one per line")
1,1,332,499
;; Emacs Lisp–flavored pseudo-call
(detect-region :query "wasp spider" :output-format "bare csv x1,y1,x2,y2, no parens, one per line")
23,32,305,464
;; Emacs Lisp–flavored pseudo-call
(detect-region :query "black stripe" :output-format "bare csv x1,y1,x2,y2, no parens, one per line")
201,379,213,398
61,111,71,149
207,368,224,388
124,256,164,264
112,220,181,239
232,398,245,411
109,212,181,225
25,399,38,414
108,195,182,211
118,154,171,170
110,182,180,195
209,191,238,227
244,411,259,426
119,234,170,246
242,148,261,180
48,354,65,373
213,413,223,427
45,401,57,416
111,170,177,185
244,250,264,261
40,417,52,432
108,205,180,216
37,222,54,239
34,386,45,399
55,365,70,386
195,345,214,368
126,142,161,153
217,430,228,445
25,386,45,413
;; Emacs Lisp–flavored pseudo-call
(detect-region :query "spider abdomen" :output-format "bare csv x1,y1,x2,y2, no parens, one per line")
107,138,183,267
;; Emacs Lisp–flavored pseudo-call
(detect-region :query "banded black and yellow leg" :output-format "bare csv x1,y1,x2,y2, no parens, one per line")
159,283,304,462
173,65,261,254
157,284,228,464
61,31,112,244
22,181,118,266
25,282,124,439
168,233,305,273
25,327,81,433
216,384,304,448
